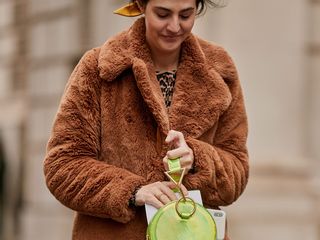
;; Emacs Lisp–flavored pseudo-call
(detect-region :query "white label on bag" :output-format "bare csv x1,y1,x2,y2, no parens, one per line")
207,209,226,240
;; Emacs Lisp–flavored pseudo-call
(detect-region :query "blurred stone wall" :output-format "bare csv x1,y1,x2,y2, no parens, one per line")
0,1,25,239
0,0,319,240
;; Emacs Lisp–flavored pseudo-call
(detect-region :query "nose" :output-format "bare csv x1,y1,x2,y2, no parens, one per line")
167,16,180,33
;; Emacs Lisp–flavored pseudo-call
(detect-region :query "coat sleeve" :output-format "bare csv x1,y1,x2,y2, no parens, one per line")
183,50,249,208
43,49,146,223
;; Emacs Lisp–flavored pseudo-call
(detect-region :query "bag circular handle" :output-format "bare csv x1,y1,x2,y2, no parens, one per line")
175,197,196,219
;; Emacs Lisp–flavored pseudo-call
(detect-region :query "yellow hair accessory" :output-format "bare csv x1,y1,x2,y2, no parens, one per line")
114,2,143,17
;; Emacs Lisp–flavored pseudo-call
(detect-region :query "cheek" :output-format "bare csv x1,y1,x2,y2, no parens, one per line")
182,21,195,33
146,20,163,36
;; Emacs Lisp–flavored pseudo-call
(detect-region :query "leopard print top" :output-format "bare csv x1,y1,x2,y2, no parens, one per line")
156,70,176,108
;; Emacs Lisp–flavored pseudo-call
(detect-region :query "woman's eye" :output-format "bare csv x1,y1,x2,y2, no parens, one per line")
157,13,168,18
180,15,190,19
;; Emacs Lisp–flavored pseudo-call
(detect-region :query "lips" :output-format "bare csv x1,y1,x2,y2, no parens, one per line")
161,35,182,42
162,34,182,38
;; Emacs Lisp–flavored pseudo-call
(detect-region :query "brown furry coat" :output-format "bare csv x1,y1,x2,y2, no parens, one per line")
44,18,249,240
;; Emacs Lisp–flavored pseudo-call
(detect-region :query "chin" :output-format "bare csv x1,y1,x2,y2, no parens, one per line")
159,42,182,53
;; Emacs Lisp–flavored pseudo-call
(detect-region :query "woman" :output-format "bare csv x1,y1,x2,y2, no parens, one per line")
43,0,249,239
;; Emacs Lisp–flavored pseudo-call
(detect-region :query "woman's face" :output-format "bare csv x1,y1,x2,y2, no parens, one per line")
143,0,197,55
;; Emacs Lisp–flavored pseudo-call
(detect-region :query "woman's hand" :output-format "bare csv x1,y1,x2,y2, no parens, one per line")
135,181,188,209
163,130,194,173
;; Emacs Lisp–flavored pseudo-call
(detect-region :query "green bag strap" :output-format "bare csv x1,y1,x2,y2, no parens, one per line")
165,159,197,219
166,158,185,194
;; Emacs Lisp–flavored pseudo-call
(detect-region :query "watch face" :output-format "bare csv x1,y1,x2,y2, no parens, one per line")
147,199,217,240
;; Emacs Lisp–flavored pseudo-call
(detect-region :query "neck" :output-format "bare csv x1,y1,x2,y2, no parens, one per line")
150,48,180,72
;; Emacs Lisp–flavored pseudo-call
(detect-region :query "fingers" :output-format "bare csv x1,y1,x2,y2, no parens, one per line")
147,195,164,209
163,155,193,173
157,194,171,205
164,130,194,173
161,181,179,201
179,155,194,171
163,156,169,171
166,147,189,160
153,190,171,207
178,183,189,197
164,181,189,199
135,181,180,209
134,181,189,209
163,151,194,173
165,130,184,146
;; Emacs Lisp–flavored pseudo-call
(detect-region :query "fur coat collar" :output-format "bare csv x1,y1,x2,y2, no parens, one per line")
97,17,233,139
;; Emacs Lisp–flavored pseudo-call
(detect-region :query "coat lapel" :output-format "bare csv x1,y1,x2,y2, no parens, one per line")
98,18,170,135
169,35,232,138
132,58,170,134
98,17,232,139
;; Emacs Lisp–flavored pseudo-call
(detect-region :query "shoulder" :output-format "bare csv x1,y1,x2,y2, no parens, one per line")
78,48,101,70
195,36,238,82
96,18,149,81
196,36,233,64
74,48,102,82
68,24,136,88
65,47,102,95
78,27,131,71
71,28,134,84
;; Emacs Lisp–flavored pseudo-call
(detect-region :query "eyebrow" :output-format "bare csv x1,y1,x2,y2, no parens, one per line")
153,6,195,13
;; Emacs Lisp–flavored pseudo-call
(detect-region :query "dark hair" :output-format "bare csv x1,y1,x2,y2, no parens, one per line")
134,0,226,15
196,0,226,15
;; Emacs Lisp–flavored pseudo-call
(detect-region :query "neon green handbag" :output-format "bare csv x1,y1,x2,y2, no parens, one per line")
146,159,217,240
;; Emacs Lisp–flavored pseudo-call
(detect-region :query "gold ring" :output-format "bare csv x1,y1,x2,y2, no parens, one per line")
157,193,164,199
